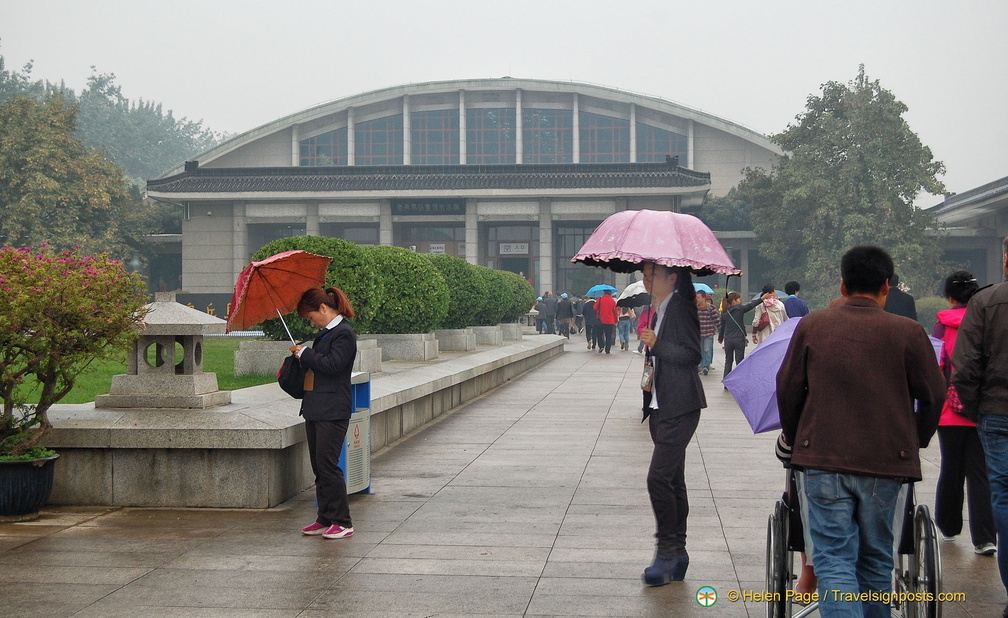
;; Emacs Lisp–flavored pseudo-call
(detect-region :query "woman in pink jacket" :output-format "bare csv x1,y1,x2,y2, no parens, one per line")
933,270,997,555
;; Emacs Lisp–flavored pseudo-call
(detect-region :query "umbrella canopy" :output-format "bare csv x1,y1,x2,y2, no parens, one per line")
226,250,332,334
723,317,804,434
571,209,741,276
694,283,715,295
751,290,788,300
586,284,618,298
617,280,650,308
724,319,946,434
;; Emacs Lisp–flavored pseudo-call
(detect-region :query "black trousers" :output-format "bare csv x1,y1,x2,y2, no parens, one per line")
647,407,701,559
305,419,352,527
600,324,616,353
722,339,746,379
936,425,997,545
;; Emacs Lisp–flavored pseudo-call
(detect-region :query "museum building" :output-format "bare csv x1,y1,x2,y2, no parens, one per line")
145,78,784,311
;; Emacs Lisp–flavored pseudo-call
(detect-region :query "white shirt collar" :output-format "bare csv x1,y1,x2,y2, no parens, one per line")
324,315,343,330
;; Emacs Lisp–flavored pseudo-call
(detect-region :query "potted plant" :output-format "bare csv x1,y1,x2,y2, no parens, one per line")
0,246,147,520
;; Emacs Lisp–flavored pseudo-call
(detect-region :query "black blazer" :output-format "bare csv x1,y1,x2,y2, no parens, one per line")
297,319,357,422
643,291,706,420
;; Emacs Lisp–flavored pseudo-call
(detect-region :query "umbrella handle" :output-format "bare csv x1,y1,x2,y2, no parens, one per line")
277,308,296,344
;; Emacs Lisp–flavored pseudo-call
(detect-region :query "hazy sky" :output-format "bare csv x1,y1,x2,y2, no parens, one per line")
3,0,1006,202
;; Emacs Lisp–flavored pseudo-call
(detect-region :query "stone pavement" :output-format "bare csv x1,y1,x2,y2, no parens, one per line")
1,339,1004,617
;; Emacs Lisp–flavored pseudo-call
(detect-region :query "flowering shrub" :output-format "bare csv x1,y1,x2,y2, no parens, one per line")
0,246,147,457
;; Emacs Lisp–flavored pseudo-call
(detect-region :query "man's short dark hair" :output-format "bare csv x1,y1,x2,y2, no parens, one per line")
841,246,895,295
761,283,775,295
784,281,800,295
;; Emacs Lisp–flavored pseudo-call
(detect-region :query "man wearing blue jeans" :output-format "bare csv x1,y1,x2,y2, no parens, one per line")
778,246,945,618
953,235,1008,618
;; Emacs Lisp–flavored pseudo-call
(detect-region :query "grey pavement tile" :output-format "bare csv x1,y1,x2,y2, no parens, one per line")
365,543,551,562
351,556,546,577
94,577,326,611
376,529,558,548
73,607,298,618
0,562,151,585
4,583,120,618
308,587,534,616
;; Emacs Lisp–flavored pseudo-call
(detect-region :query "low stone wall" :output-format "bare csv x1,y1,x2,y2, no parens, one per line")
434,328,476,351
359,333,439,361
471,325,503,346
43,337,566,508
234,338,382,376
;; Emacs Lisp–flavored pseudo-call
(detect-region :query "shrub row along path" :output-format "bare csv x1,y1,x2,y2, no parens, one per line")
0,339,1002,617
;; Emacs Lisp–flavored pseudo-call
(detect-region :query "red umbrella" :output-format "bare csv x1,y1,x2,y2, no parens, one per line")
226,250,332,340
571,209,741,276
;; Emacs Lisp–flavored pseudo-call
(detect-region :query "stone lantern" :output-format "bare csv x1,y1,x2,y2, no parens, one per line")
96,292,232,409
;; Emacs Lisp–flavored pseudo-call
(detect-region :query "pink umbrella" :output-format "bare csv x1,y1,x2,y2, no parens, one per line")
571,209,741,276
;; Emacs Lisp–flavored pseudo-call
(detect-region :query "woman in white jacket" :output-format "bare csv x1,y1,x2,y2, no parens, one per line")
752,283,789,345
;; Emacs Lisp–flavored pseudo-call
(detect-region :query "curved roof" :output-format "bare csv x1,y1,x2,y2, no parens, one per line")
160,78,782,177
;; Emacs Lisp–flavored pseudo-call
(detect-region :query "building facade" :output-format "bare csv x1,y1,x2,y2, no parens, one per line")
146,78,784,312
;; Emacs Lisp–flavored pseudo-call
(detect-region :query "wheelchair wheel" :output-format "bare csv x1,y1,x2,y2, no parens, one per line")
766,499,791,618
910,504,942,618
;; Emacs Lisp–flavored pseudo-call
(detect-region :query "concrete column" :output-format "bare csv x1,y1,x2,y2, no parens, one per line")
291,123,300,166
465,199,478,265
740,243,751,299
515,89,523,164
402,95,410,165
629,103,637,163
459,90,467,165
572,93,580,164
347,107,355,166
306,201,319,236
538,199,553,293
379,200,393,246
687,119,694,168
233,201,247,275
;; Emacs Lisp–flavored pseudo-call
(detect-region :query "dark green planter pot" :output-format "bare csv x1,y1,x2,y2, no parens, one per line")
0,454,59,521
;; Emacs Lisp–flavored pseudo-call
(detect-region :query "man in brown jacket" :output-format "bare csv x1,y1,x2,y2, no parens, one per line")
777,246,945,618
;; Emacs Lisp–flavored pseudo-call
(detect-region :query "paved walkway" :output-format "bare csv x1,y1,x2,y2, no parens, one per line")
1,339,1004,616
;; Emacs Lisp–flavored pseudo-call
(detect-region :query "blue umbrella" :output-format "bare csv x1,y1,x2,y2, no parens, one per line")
724,318,945,434
586,284,618,298
751,290,788,300
694,283,715,295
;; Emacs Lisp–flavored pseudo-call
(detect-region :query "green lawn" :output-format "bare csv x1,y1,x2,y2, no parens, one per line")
24,338,276,405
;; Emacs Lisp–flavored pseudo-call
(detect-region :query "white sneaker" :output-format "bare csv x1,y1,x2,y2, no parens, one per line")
975,542,997,555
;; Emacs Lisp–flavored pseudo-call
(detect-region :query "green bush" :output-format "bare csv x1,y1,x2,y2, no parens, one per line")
500,270,537,322
365,246,449,333
251,236,383,339
472,267,509,325
423,254,489,329
915,296,945,335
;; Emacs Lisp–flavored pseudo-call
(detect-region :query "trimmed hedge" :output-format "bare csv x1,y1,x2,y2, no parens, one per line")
423,254,490,330
472,267,509,326
915,296,945,334
251,236,383,339
500,270,537,322
364,246,450,334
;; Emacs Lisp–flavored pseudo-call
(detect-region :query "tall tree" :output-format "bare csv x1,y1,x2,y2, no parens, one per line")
738,66,946,305
0,96,156,261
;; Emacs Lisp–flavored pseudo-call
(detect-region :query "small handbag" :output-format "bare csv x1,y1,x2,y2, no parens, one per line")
754,310,771,333
641,356,654,391
277,354,306,399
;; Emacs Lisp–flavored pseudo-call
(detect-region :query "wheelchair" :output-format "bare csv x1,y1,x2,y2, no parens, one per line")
765,469,942,618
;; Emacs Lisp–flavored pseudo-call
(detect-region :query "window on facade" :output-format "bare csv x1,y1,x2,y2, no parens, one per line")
356,115,404,165
411,109,460,164
580,112,630,163
636,123,688,165
466,108,516,164
247,223,306,260
318,224,380,245
300,128,348,166
522,108,573,164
